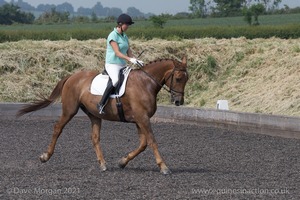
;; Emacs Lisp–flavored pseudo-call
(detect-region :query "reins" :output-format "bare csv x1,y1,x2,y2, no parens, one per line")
136,60,185,95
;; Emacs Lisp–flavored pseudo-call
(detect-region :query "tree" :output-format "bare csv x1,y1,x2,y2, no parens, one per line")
127,7,143,18
92,2,105,16
36,4,56,12
77,7,93,16
251,3,265,25
189,0,209,18
149,14,168,28
91,11,98,22
243,3,265,25
106,7,122,18
0,4,35,25
246,0,282,11
213,0,246,17
72,15,90,23
36,8,69,24
56,2,74,14
14,0,35,11
243,7,252,25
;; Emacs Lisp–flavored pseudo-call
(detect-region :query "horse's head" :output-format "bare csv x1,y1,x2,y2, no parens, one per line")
165,56,189,106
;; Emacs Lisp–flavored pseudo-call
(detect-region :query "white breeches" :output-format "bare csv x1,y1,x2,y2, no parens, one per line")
105,63,125,87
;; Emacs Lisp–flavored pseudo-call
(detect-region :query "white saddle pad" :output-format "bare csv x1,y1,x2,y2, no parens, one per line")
90,67,131,98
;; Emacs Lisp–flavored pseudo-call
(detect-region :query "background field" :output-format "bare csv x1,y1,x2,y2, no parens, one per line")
1,13,300,42
1,37,299,117
1,13,300,30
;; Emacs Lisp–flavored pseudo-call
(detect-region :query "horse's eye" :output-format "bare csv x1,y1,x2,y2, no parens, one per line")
176,78,182,82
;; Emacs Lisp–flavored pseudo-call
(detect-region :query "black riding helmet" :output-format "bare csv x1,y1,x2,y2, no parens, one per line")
117,14,134,25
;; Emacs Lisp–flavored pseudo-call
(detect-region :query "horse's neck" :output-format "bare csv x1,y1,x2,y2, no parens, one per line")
144,60,173,83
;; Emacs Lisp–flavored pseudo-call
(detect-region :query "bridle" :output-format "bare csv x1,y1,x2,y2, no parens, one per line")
164,66,187,97
137,61,187,97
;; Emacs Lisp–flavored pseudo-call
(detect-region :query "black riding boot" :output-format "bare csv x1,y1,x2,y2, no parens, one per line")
97,80,114,114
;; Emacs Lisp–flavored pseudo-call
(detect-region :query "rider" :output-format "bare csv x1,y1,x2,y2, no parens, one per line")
97,13,143,114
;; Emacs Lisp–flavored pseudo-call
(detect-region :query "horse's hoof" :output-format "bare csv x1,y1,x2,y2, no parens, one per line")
39,153,49,163
118,158,127,169
161,168,172,175
100,165,107,172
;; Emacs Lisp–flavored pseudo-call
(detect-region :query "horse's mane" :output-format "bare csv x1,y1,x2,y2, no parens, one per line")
146,58,182,67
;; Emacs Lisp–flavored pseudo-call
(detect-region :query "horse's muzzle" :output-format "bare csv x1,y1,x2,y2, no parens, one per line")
171,94,184,106
175,100,181,106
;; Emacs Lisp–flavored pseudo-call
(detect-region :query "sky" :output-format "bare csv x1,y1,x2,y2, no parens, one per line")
23,0,300,15
23,0,190,14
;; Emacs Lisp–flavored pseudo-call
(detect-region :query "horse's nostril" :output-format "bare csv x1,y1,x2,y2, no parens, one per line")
175,101,180,106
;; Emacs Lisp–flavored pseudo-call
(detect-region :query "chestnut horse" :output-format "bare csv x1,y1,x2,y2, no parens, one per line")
17,56,189,174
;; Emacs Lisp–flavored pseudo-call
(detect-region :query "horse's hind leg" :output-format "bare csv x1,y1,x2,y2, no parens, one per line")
88,115,106,171
40,104,78,162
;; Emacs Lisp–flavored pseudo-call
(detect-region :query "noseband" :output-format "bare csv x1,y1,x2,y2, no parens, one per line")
164,67,186,96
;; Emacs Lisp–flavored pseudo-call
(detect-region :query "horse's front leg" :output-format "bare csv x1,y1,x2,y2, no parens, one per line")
89,115,107,171
119,120,171,175
119,124,147,168
145,123,171,175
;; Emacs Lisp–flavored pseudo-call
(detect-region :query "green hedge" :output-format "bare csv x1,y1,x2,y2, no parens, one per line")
128,24,300,40
0,24,299,42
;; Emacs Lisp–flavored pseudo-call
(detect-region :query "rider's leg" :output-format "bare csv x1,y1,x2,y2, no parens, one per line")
97,64,123,114
97,79,114,114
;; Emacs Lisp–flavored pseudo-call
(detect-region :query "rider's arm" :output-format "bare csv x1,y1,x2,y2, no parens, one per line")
110,40,132,62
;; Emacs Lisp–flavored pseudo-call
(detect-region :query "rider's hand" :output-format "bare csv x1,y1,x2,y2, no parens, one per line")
130,58,144,67
129,58,138,64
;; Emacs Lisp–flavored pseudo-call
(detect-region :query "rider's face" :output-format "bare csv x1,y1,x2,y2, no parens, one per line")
121,24,129,32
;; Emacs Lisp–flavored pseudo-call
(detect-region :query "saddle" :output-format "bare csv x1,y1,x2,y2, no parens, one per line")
90,67,131,97
90,67,131,122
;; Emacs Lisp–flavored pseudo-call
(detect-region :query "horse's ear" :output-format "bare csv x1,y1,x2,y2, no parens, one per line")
182,56,187,66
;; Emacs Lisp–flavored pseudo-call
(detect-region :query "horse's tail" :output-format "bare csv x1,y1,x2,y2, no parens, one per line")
16,75,71,117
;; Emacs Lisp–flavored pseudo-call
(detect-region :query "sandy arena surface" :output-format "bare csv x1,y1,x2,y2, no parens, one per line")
1,116,299,199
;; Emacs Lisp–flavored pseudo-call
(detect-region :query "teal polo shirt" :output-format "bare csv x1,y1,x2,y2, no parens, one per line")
105,28,129,65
